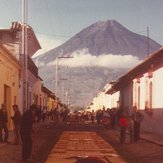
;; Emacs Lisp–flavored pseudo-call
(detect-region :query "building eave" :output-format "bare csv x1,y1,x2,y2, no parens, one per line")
107,47,163,94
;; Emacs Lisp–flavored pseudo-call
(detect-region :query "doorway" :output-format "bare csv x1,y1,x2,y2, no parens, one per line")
4,84,11,129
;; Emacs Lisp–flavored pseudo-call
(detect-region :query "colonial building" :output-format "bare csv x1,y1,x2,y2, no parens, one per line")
91,92,106,111
0,42,21,129
27,56,43,108
0,22,41,112
89,81,120,112
107,47,163,134
104,81,120,109
41,85,56,111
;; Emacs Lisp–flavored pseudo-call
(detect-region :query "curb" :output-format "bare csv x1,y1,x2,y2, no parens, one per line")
140,136,163,147
113,128,163,147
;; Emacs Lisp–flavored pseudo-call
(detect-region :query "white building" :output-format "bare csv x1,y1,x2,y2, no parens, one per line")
108,47,163,134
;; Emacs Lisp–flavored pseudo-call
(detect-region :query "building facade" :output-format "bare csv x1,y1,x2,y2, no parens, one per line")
107,47,163,134
41,85,56,111
0,43,21,129
0,22,41,112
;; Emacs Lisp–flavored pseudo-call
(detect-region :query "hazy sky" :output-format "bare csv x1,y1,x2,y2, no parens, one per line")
1,0,163,53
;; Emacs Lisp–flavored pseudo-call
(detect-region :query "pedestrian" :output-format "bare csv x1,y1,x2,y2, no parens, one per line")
91,110,95,124
35,105,42,123
128,115,134,143
20,104,36,161
0,103,9,143
133,106,144,142
11,104,22,145
42,106,47,122
102,109,110,128
119,112,128,144
96,110,100,124
110,108,116,129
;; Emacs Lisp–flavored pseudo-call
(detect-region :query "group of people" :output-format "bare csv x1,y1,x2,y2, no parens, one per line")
96,108,117,128
119,106,144,144
86,106,144,144
0,103,144,160
0,103,37,161
0,104,22,144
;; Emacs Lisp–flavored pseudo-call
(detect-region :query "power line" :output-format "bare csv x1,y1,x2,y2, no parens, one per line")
34,28,151,40
35,31,71,39
3,0,18,19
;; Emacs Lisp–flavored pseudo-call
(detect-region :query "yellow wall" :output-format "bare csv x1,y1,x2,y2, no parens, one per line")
47,97,54,111
0,46,20,130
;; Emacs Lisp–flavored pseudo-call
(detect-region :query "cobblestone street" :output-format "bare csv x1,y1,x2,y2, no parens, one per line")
46,131,126,163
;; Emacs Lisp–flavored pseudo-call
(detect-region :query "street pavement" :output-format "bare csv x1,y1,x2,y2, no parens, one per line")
46,131,126,163
0,121,163,163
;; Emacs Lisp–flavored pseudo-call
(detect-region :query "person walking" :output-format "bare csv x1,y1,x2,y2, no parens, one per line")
0,103,9,143
42,106,47,122
91,110,95,124
119,112,128,144
20,104,36,161
133,106,144,142
128,115,134,143
102,109,110,128
11,104,22,145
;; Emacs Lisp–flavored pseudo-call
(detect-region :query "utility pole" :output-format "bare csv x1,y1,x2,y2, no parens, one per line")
55,56,73,109
22,0,28,111
55,57,58,108
60,78,67,103
65,89,70,109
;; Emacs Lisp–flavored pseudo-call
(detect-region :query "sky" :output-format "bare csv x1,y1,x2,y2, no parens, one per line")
0,0,163,56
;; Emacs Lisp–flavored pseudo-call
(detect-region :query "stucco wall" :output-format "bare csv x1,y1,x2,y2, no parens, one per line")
134,66,163,134
153,68,163,108
0,47,20,129
141,109,163,135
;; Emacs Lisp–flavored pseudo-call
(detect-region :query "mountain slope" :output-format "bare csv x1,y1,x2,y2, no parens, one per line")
35,19,161,64
34,20,161,107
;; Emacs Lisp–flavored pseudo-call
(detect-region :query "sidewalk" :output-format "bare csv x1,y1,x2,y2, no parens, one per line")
112,124,163,147
140,131,163,147
0,131,21,163
0,121,57,163
113,126,163,147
